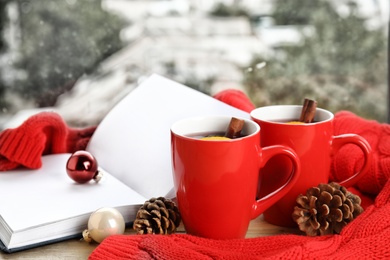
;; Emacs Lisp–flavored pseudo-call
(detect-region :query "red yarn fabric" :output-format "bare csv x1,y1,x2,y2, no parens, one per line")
213,89,256,113
0,111,96,171
215,91,384,199
331,110,390,197
0,90,251,171
1,90,390,258
89,178,390,259
88,91,390,259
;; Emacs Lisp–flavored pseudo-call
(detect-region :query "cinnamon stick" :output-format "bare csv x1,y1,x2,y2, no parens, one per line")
299,98,317,123
225,117,245,139
299,99,309,122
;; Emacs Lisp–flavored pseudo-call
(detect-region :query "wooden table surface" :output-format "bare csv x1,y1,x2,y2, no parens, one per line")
0,215,301,259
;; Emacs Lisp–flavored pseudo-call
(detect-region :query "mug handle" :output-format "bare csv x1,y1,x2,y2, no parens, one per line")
331,134,372,188
251,145,300,219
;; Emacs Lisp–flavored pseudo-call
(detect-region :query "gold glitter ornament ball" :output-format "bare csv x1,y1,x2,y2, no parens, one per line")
83,207,125,243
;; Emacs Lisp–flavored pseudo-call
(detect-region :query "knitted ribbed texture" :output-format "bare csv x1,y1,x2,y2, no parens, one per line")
67,126,97,152
0,89,251,171
1,91,389,258
331,111,390,196
89,178,390,259
213,89,255,113
213,92,381,202
0,112,96,170
88,93,390,259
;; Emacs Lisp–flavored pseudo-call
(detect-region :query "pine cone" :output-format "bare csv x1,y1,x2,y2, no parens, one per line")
133,197,181,235
292,182,364,236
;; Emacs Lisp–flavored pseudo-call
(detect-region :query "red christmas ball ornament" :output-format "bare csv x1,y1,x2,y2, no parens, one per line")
66,151,102,184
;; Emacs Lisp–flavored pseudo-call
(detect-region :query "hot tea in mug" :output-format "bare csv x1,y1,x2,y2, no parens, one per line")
251,105,372,227
170,115,301,238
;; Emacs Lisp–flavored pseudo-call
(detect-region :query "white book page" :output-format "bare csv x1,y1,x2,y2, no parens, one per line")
87,74,250,199
0,154,146,232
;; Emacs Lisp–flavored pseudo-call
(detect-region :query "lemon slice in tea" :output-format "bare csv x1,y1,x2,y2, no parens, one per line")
287,121,305,125
200,136,231,141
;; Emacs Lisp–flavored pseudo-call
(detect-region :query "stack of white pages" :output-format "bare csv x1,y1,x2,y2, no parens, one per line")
0,74,249,252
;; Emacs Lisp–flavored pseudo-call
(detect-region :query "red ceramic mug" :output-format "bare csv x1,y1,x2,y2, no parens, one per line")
250,105,372,227
170,115,301,239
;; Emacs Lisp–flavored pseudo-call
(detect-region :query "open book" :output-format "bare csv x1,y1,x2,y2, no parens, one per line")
0,74,250,252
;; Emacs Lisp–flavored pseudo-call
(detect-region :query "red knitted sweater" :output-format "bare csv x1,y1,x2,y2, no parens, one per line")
89,180,390,259
0,111,96,170
0,90,389,259
89,91,390,259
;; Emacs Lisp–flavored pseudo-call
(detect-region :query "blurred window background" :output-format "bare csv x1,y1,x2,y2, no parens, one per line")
0,0,388,129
